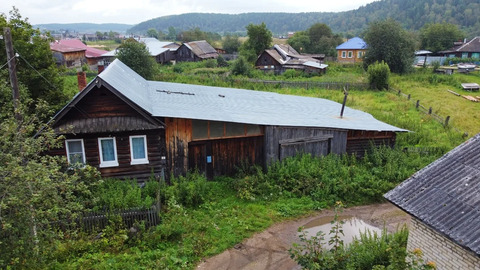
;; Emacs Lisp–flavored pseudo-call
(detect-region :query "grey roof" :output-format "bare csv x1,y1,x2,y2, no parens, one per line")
384,134,480,255
96,59,405,132
261,45,328,70
183,40,218,59
102,38,175,57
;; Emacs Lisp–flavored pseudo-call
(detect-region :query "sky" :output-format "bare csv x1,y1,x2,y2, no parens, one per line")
1,0,378,25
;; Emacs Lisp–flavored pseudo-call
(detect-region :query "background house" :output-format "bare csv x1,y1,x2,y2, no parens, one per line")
50,59,405,181
50,42,86,68
336,37,367,63
54,39,108,70
255,44,327,74
385,134,480,269
439,37,480,59
176,40,219,62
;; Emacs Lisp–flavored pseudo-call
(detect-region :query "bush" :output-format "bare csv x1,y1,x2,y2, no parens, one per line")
204,59,217,68
164,172,208,208
231,56,251,76
93,179,158,210
368,61,390,90
216,55,229,67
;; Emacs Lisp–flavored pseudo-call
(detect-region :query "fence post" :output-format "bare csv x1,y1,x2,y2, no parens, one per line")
398,90,401,95
445,116,450,127
429,107,432,114
416,100,420,109
408,94,411,100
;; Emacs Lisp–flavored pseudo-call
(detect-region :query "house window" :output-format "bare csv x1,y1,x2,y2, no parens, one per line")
129,135,149,165
341,51,346,58
348,51,353,58
65,139,86,165
358,51,364,58
462,53,469,59
472,53,480,59
98,137,118,168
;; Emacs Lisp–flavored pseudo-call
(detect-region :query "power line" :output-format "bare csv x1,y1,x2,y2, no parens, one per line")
14,49,59,91
0,54,16,70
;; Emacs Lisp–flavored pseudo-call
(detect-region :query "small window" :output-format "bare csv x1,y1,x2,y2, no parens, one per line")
129,135,149,165
246,124,261,135
192,120,208,140
66,139,86,165
449,54,456,58
358,51,363,58
209,121,224,138
348,51,353,58
472,53,480,59
226,122,245,137
98,137,118,168
341,51,346,58
462,53,469,59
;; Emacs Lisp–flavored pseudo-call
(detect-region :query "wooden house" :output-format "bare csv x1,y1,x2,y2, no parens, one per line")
54,39,108,69
439,37,480,59
50,42,86,68
336,37,367,63
102,38,179,65
50,59,405,181
385,134,480,269
255,44,327,74
176,40,219,62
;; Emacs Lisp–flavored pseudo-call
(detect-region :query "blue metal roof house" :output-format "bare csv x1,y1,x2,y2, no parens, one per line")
336,37,368,63
51,59,405,180
385,134,480,269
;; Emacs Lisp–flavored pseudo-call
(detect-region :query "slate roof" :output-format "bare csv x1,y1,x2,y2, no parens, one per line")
56,59,405,133
384,134,480,255
440,37,480,53
183,40,219,59
336,37,368,50
260,44,328,70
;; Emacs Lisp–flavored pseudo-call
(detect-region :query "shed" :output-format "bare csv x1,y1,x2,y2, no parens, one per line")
51,59,405,180
176,40,219,62
50,42,86,68
55,39,108,68
384,134,480,269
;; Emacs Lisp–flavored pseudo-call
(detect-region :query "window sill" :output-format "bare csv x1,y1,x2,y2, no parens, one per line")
130,160,149,165
99,162,119,168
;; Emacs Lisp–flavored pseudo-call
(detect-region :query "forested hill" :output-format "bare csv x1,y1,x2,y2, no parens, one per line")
36,23,132,33
128,0,480,36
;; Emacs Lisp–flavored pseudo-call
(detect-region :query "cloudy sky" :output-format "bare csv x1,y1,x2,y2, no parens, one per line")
2,0,378,25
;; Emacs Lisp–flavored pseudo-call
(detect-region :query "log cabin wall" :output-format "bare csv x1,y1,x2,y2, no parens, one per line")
264,126,347,165
50,129,166,182
346,130,396,156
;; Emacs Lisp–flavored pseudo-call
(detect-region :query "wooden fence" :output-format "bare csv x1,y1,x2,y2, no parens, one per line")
390,87,466,136
56,206,161,232
245,79,370,90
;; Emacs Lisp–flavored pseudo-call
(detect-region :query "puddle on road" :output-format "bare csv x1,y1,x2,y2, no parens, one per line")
301,215,382,248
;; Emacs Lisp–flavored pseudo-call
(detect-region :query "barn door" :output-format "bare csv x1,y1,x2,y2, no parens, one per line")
188,142,213,179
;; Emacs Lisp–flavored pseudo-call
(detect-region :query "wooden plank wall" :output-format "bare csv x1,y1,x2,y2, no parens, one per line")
264,126,347,165
50,129,166,181
165,117,192,177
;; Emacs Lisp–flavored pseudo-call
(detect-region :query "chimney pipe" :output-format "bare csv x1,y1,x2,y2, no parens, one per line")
77,71,87,91
98,64,105,74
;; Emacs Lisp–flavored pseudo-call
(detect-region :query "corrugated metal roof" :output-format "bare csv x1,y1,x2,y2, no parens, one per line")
50,42,86,53
184,40,218,59
303,61,328,69
384,134,480,255
98,59,405,132
336,37,368,50
56,39,108,58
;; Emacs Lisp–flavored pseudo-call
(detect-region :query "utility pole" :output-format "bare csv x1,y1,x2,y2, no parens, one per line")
3,27,21,121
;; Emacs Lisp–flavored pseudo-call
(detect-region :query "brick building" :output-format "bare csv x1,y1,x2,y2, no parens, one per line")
385,134,480,269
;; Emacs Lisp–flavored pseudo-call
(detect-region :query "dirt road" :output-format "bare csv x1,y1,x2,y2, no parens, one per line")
196,202,409,270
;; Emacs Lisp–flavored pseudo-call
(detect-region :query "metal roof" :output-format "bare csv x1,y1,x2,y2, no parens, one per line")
336,37,368,50
56,39,108,58
183,40,218,59
384,134,480,255
50,42,86,53
97,59,405,132
102,38,175,57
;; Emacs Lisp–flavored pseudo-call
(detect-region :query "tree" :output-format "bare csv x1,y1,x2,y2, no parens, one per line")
288,23,342,56
147,28,159,39
222,33,241,54
368,61,390,90
0,7,67,110
363,19,416,74
167,26,177,41
243,22,272,56
420,23,464,52
231,56,251,76
116,38,156,79
0,92,100,267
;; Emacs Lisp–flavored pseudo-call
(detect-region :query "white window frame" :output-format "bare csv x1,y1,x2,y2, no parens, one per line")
98,137,119,168
341,51,346,58
358,51,363,58
129,135,149,165
65,139,86,165
348,51,353,58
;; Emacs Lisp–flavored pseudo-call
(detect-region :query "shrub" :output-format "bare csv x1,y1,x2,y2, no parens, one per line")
164,172,208,208
204,59,217,68
368,61,390,90
93,179,157,210
216,55,229,67
231,56,251,76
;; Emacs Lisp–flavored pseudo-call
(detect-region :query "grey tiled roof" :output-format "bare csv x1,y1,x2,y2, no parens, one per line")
385,134,480,255
96,59,405,132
